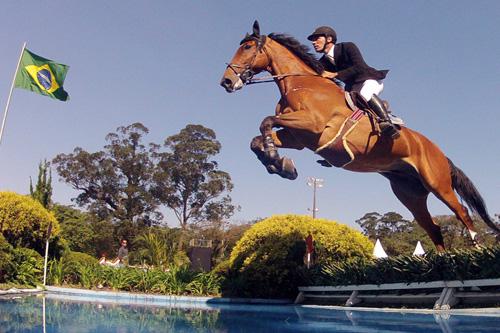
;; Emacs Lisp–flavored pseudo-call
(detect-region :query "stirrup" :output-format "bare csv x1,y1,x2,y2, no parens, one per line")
379,121,400,139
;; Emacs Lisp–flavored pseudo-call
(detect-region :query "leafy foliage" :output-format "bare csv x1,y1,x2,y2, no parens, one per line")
132,229,188,267
0,234,13,282
52,204,95,254
0,191,59,253
222,214,373,298
46,258,221,296
5,247,44,286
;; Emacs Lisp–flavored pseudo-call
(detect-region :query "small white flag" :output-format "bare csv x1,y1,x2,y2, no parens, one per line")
413,241,425,256
373,239,388,258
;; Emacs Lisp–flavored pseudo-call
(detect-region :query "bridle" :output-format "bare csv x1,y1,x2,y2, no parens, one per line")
225,34,266,85
225,34,321,86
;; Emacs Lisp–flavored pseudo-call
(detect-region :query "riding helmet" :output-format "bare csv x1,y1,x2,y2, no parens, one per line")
307,26,337,43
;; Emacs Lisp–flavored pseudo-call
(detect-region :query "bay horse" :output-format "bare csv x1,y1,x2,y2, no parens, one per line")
220,21,499,251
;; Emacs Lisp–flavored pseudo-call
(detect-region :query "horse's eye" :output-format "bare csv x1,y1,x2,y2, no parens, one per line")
244,44,252,50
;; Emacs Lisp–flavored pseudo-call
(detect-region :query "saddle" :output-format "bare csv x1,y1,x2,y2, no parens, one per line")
346,92,404,125
314,92,404,168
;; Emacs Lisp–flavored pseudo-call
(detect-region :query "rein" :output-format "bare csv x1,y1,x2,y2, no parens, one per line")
226,34,323,86
224,64,319,85
245,73,320,85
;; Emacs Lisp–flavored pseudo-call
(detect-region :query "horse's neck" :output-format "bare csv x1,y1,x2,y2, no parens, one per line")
265,42,345,104
265,43,318,95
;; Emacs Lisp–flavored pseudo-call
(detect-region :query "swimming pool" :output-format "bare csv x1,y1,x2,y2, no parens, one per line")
1,293,499,332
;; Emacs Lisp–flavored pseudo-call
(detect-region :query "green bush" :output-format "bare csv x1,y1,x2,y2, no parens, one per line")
0,234,13,282
223,214,373,298
66,251,99,285
6,247,44,286
0,191,60,254
48,251,99,286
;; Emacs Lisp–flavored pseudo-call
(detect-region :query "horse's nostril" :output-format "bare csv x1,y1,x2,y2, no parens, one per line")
223,78,232,87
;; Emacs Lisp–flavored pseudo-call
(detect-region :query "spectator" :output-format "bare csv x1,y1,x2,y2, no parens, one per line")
117,239,128,266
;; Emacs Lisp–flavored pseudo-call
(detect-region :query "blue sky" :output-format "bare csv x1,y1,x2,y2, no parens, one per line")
0,1,498,229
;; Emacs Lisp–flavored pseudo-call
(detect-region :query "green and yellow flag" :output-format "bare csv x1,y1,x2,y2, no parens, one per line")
14,49,69,101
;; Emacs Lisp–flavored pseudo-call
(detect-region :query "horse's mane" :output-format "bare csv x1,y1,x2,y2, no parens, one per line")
267,33,324,74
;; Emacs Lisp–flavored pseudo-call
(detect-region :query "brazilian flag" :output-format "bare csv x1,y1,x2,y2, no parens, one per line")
14,49,69,101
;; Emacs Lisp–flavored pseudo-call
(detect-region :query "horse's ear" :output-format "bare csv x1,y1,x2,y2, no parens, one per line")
253,20,260,36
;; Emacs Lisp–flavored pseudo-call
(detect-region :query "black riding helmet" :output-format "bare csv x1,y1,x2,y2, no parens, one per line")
307,26,337,43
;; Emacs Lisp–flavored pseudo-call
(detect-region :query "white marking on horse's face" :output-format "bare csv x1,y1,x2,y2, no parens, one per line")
232,78,244,91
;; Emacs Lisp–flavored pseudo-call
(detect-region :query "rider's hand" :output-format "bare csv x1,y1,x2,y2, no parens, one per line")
321,71,337,79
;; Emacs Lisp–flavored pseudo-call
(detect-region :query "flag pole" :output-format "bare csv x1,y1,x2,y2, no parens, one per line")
43,222,53,286
0,42,26,145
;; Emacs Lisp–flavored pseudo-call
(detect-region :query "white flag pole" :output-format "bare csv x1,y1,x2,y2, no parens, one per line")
0,42,26,145
43,222,53,286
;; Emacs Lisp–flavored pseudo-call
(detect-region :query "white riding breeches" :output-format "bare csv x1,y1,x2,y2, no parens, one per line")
359,79,384,101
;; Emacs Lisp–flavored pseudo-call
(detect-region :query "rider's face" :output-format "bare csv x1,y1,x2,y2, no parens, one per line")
311,35,327,53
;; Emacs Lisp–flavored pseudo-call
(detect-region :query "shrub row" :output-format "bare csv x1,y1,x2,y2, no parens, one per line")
48,252,221,296
314,246,500,286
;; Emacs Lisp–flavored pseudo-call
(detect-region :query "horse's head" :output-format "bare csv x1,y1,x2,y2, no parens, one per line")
220,21,269,93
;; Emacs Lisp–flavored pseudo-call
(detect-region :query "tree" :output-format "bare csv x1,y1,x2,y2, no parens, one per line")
52,123,163,241
154,124,237,230
30,160,52,208
356,211,428,255
356,211,411,239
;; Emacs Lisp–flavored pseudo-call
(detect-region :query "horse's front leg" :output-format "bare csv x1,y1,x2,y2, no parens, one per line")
259,115,280,160
252,126,304,180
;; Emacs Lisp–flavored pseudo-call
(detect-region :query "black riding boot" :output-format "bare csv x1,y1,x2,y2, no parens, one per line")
368,95,400,139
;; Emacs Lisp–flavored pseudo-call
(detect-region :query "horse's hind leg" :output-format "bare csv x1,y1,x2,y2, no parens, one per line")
385,173,446,251
432,185,478,245
250,129,303,180
414,160,479,245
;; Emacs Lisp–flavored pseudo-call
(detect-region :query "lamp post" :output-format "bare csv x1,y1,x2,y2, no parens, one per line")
307,177,324,218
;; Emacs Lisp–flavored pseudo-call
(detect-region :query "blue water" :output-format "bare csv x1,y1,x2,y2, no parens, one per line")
0,294,499,332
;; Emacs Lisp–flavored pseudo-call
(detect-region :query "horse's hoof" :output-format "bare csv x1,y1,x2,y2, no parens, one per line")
266,164,278,174
316,159,332,167
281,157,298,180
470,234,483,249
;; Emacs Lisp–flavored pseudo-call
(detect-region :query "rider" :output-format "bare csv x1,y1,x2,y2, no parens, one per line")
307,26,400,139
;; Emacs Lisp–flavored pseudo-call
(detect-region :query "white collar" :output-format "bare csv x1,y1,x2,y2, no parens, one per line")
327,44,335,58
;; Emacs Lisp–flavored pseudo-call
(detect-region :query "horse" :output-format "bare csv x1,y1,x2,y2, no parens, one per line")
220,21,500,251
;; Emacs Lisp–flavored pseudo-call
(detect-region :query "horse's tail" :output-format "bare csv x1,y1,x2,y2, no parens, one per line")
447,158,500,235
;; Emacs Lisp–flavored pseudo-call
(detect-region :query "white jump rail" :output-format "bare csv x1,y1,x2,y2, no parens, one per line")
296,278,500,309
